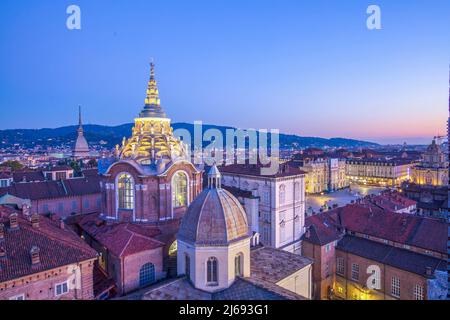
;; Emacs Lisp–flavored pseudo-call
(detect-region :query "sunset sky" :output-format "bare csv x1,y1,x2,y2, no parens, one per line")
0,0,449,144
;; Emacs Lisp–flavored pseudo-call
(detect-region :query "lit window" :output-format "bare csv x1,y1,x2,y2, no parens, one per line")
351,263,359,281
207,257,218,285
117,173,134,210
413,284,424,300
55,281,69,296
172,172,188,208
336,257,345,275
391,277,401,298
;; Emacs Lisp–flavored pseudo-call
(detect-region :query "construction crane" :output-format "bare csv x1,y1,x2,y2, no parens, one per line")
433,135,446,145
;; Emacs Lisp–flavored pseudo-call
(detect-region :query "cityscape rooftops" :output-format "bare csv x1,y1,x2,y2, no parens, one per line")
336,235,446,278
0,205,97,283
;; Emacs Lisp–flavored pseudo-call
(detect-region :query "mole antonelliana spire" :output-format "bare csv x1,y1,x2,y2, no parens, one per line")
73,105,90,159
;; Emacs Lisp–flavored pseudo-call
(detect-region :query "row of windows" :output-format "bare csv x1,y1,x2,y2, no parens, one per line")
9,281,69,300
278,183,302,205
185,254,244,286
116,172,189,211
336,258,424,299
41,199,99,213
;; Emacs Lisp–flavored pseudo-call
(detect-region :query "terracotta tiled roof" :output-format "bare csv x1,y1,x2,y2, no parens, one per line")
78,214,164,258
220,162,306,178
0,176,102,200
302,214,342,246
0,206,97,283
304,203,447,254
336,235,447,277
12,171,46,183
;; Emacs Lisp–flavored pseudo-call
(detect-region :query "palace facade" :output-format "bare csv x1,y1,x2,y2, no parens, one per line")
411,139,448,187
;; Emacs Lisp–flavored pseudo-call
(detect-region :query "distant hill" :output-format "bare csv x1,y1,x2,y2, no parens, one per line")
0,122,379,149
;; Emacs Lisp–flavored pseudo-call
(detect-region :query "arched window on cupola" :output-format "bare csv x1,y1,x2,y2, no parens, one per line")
117,173,134,210
172,171,188,209
206,257,218,286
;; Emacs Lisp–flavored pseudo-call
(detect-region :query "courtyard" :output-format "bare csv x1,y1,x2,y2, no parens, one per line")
305,184,387,215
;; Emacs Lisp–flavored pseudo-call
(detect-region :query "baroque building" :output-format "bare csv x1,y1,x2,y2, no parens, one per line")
411,139,448,187
78,63,204,295
140,166,313,300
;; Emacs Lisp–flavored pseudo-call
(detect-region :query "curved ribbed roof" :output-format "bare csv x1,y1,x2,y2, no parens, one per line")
178,188,249,246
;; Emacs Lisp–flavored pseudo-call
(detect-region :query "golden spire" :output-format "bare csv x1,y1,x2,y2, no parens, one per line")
139,61,166,118
144,62,160,106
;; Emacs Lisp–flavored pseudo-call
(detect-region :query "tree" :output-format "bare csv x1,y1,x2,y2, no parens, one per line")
0,160,24,171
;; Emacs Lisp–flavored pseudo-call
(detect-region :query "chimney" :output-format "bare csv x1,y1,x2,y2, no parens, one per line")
30,246,40,265
0,246,6,258
59,218,65,230
425,267,432,276
9,213,19,230
0,223,4,240
22,205,30,217
31,214,40,228
305,228,311,239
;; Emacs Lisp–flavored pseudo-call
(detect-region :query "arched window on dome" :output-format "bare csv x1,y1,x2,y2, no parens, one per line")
172,171,188,209
279,184,286,205
117,173,134,210
206,257,218,286
235,253,243,277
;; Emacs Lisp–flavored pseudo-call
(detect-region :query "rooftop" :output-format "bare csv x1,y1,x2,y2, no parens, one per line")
0,206,97,283
336,235,447,277
78,214,164,257
250,246,313,284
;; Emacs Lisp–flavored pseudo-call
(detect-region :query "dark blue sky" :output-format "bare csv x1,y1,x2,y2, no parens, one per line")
0,0,449,144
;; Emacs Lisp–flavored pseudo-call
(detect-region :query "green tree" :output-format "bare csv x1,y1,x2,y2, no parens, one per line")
0,160,24,171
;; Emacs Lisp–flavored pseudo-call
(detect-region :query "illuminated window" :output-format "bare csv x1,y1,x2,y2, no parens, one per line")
391,277,400,298
351,263,359,281
279,184,286,205
117,173,134,210
206,257,218,285
336,257,345,275
172,172,188,208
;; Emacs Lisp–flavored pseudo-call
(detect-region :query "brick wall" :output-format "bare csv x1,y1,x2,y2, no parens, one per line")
0,259,96,300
